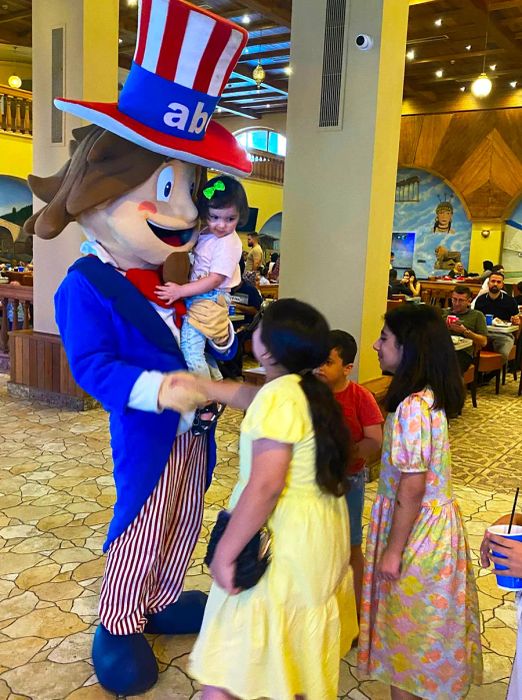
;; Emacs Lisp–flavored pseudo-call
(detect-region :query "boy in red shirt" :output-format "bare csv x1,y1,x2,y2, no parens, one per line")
315,330,383,613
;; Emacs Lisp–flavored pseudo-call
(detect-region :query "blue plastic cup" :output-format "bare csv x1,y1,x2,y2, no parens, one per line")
489,524,522,591
486,314,494,325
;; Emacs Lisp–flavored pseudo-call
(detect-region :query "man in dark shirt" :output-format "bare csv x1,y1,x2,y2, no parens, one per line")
218,277,263,378
475,272,520,362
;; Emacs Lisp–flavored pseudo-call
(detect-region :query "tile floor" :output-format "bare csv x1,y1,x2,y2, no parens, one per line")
0,372,520,699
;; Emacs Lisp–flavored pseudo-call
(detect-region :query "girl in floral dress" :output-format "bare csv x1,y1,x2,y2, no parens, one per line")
358,304,482,700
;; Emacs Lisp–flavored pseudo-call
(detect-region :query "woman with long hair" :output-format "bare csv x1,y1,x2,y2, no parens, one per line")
358,304,482,699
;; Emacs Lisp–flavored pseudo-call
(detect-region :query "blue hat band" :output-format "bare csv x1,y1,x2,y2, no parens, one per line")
119,63,219,142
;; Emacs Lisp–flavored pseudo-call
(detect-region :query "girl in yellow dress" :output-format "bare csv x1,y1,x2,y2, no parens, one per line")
188,298,359,699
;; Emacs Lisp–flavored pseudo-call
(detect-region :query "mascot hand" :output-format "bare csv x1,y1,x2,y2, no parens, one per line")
158,372,207,412
187,295,230,345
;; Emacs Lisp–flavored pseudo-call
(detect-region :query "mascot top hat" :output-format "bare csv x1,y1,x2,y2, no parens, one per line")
55,0,252,177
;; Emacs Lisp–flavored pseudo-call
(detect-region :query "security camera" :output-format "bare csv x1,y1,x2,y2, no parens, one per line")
355,34,373,51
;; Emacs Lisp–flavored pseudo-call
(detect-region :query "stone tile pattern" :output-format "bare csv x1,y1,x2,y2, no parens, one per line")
0,373,519,698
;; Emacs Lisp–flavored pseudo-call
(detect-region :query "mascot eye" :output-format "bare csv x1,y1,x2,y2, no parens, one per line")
157,166,174,202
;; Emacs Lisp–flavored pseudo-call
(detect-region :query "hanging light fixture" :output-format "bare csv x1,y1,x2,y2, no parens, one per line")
471,5,492,98
8,74,22,89
252,29,265,88
8,46,22,89
253,62,265,87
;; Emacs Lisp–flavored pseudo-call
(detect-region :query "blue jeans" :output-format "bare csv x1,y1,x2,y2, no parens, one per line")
345,470,365,547
181,290,231,379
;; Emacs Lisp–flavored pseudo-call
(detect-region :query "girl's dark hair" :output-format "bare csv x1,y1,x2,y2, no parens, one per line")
383,304,464,415
405,268,417,282
197,174,250,227
483,260,494,271
260,299,353,497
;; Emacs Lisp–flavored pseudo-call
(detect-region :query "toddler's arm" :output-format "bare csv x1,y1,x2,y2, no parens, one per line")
209,438,291,593
156,272,226,303
378,471,426,581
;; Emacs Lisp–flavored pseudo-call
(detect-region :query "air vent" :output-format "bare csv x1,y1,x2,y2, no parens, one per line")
319,0,347,128
51,27,64,144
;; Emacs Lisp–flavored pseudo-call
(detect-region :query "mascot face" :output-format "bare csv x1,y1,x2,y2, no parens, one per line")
79,159,200,268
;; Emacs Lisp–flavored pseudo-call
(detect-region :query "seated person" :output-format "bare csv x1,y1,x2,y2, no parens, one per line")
474,272,520,363
448,261,467,278
217,263,263,379
388,268,406,298
402,268,421,297
443,285,487,374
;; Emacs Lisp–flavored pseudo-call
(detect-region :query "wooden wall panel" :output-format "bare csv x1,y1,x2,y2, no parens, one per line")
399,107,522,219
9,331,86,399
414,114,452,167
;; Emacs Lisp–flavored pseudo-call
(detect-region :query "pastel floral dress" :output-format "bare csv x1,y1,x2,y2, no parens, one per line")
358,389,482,699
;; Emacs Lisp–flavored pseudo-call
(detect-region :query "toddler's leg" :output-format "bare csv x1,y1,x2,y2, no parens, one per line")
181,315,211,379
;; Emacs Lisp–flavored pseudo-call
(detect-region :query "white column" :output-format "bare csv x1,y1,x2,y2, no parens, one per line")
280,0,408,381
32,0,119,334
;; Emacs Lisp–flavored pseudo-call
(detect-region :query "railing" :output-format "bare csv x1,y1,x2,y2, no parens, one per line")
0,84,32,136
248,148,285,185
0,283,33,354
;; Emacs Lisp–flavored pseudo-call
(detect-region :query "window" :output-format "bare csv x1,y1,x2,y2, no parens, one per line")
235,128,286,156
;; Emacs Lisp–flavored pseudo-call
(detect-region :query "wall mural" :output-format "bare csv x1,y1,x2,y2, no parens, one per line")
0,175,33,262
393,167,472,279
503,200,522,276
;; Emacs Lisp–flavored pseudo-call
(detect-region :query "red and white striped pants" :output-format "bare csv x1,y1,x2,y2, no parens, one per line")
99,431,207,635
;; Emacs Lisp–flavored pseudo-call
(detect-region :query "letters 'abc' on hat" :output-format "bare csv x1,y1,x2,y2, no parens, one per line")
54,0,252,177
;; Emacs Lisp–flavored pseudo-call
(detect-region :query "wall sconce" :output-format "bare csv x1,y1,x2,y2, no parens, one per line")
481,229,491,238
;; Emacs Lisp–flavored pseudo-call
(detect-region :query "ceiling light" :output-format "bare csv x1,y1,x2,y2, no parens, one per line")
460,86,466,92
7,74,21,89
471,73,492,97
465,44,472,51
489,64,496,71
406,49,415,60
242,14,251,24
244,47,249,54
266,104,271,109
118,37,123,44
435,69,443,78
253,62,266,87
434,18,442,27
511,81,517,88
127,0,138,5
283,66,292,75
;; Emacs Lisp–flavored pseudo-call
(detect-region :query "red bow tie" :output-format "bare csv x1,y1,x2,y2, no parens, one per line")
126,267,186,329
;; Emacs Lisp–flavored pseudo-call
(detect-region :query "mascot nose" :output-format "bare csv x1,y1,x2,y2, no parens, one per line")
170,189,198,223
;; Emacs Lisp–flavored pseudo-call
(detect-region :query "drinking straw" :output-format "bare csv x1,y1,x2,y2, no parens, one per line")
508,487,520,534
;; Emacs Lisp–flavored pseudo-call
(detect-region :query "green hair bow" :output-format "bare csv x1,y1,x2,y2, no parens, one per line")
203,180,226,200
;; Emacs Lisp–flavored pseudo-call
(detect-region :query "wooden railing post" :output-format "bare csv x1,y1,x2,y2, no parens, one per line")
0,84,32,136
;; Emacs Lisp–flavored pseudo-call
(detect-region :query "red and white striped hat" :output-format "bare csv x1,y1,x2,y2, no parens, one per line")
55,0,252,177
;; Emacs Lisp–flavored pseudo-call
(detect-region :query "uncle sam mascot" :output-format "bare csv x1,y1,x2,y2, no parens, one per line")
24,0,251,694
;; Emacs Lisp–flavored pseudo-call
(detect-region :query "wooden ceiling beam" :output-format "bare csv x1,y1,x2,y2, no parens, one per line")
411,47,506,63
468,0,522,60
233,0,291,28
0,27,31,47
248,32,290,46
0,11,31,25
240,46,290,60
490,0,522,10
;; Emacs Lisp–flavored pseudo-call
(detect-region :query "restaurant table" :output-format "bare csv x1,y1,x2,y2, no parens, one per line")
451,336,473,351
487,324,518,335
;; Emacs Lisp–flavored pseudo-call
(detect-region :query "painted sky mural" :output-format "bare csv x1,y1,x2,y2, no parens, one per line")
393,167,472,279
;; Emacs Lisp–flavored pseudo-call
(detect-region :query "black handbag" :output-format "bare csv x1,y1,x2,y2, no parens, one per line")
204,510,271,590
